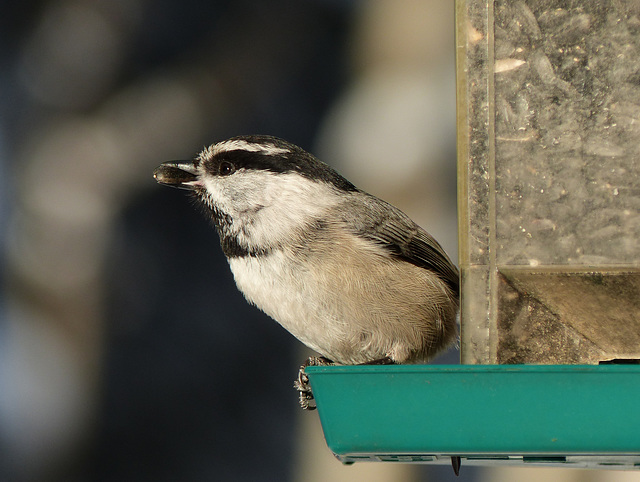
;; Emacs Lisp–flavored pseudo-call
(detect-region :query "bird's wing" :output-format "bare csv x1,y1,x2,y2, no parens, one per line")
339,194,460,294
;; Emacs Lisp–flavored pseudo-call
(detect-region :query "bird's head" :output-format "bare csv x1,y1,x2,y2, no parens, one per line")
154,135,356,254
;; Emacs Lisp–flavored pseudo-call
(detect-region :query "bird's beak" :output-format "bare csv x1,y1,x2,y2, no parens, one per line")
153,162,201,190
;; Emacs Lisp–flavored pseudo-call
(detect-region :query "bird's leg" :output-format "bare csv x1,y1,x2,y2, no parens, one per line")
293,356,334,410
304,356,334,367
360,356,396,365
294,356,394,410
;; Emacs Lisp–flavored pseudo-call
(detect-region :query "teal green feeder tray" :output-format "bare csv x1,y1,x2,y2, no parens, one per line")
305,364,640,469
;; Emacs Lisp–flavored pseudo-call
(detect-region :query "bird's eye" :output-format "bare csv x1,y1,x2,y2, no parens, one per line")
219,161,235,176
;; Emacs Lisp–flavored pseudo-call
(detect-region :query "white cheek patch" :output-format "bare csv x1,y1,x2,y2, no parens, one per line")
243,172,339,245
201,170,340,247
201,176,236,217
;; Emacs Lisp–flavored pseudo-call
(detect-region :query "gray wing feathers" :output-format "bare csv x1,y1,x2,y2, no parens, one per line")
339,194,459,294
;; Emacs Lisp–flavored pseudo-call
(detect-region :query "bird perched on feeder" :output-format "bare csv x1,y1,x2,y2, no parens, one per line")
154,135,459,366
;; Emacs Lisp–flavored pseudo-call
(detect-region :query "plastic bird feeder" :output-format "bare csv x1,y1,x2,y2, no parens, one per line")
305,0,640,470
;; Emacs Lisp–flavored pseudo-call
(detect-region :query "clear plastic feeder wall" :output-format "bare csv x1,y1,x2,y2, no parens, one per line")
456,0,640,365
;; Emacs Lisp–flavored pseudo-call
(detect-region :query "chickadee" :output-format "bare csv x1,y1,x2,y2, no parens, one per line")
154,135,459,365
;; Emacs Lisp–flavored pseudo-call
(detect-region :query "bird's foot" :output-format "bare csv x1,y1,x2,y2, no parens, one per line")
293,357,333,410
359,356,396,365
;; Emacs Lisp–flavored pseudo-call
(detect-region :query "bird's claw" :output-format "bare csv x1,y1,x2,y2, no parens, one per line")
294,366,316,410
293,357,333,410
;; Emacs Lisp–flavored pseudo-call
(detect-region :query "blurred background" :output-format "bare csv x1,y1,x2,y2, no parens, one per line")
0,1,635,481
